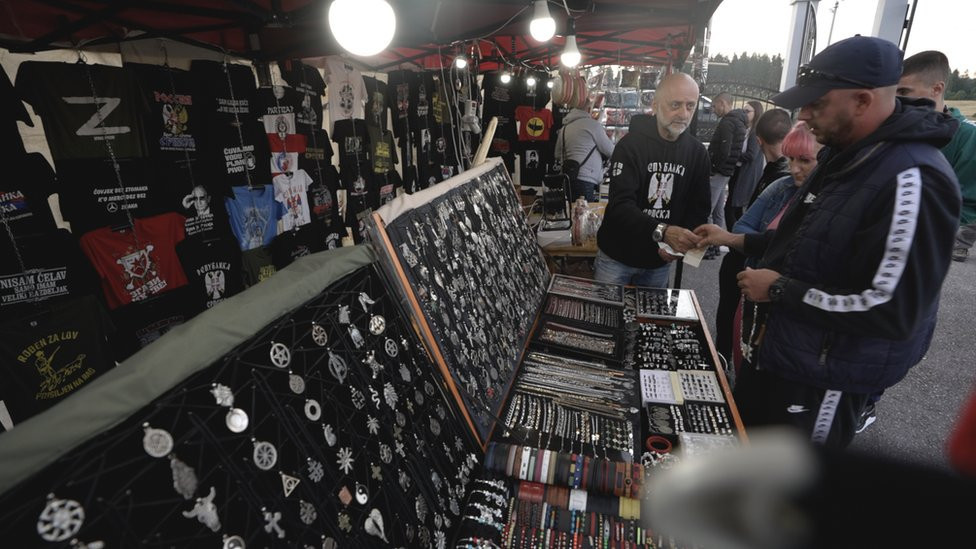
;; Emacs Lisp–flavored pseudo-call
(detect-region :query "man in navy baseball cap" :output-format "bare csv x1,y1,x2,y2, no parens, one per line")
694,34,961,448
772,35,904,110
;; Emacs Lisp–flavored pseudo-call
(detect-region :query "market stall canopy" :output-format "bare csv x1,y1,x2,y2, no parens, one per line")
0,0,720,69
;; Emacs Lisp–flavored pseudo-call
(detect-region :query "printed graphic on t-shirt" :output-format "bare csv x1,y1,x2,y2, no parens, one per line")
395,83,409,119
16,330,96,401
417,84,429,117
644,161,687,220
345,136,363,155
374,141,392,173
298,93,319,128
525,149,540,169
242,207,271,249
350,175,367,197
263,111,296,137
272,152,299,175
421,129,431,154
93,185,150,214
181,185,214,236
0,268,69,306
115,244,168,302
310,185,334,224
155,91,196,151
338,82,355,117
216,97,250,115
0,190,30,221
526,117,545,137
224,144,257,175
370,91,386,126
196,261,232,308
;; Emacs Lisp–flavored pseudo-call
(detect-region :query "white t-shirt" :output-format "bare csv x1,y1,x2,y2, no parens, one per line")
273,169,313,230
326,57,366,133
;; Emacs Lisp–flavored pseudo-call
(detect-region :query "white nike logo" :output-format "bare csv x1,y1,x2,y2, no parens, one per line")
787,405,809,414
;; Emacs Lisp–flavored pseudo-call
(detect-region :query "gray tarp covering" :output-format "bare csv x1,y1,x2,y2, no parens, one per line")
0,245,375,495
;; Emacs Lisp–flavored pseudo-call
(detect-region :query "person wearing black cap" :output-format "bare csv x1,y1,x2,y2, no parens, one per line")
695,35,961,447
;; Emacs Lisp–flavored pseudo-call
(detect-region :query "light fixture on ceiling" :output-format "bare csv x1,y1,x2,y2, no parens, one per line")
560,18,581,67
546,79,554,89
455,53,468,69
529,0,556,42
526,75,537,87
500,71,513,84
328,0,396,57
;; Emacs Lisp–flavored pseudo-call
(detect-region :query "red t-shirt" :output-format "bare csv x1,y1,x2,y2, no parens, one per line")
79,212,188,309
515,106,554,141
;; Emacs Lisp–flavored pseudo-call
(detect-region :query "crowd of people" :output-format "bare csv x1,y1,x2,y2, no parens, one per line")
568,36,974,454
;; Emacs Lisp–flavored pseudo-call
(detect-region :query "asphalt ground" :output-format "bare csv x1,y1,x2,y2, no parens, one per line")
676,249,976,470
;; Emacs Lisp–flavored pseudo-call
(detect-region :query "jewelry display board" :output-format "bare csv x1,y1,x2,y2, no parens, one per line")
0,260,480,547
369,158,551,447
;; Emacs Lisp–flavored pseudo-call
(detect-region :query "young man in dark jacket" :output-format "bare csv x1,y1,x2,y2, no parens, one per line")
705,92,748,253
595,73,710,288
696,36,961,447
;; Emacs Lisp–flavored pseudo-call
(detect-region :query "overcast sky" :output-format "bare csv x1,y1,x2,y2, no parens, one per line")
708,0,975,76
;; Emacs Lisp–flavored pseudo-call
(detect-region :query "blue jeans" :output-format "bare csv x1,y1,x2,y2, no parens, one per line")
571,178,598,202
593,250,671,288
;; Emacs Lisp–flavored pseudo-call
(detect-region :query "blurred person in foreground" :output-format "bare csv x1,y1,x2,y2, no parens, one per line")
695,36,960,448
594,73,710,288
714,109,794,363
897,50,976,263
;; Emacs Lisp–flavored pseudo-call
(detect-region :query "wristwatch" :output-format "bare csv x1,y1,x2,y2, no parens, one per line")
652,223,668,243
768,276,790,302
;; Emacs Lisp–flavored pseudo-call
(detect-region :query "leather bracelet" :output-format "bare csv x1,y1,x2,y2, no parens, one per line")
646,435,673,454
567,454,577,487
539,449,551,485
506,444,518,477
574,454,584,489
519,446,532,480
548,450,557,485
580,455,590,491
527,448,537,482
568,489,587,511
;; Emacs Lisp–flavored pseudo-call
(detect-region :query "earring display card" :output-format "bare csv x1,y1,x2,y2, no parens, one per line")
371,159,551,445
0,264,480,547
640,369,681,405
548,274,624,305
635,288,699,321
676,370,725,403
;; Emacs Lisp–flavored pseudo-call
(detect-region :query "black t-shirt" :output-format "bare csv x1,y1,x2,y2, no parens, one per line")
54,157,177,234
386,70,415,140
155,158,229,241
551,103,574,134
278,60,325,132
0,229,99,321
332,118,371,190
190,60,272,190
364,76,389,130
375,171,402,206
126,63,201,159
306,164,342,230
0,294,115,426
270,224,324,269
0,63,30,126
344,195,373,244
299,128,334,172
108,285,193,360
15,61,148,160
256,85,314,136
0,153,58,238
516,80,552,109
241,246,276,287
176,236,244,313
409,72,433,132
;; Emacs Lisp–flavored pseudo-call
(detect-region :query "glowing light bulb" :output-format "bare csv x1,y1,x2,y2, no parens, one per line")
328,0,396,57
529,0,556,42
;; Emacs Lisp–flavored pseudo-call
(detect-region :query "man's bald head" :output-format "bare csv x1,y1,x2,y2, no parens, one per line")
652,73,700,141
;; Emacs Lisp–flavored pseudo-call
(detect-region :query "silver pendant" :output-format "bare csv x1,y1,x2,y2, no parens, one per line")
379,443,392,464
415,495,428,522
210,383,234,407
431,471,442,491
366,415,379,435
348,324,365,348
299,500,317,525
226,408,249,433
384,338,399,357
429,417,441,437
311,323,328,346
269,342,291,368
401,243,419,267
355,483,369,505
398,469,411,491
281,472,300,497
415,389,424,406
253,440,278,470
358,291,376,311
328,350,347,383
304,399,321,421
338,305,351,325
369,386,382,409
182,486,221,532
350,387,366,410
142,423,173,458
288,373,306,394
399,364,412,382
323,537,338,549
36,494,85,542
262,508,285,539
368,315,386,335
383,383,398,409
364,508,388,543
323,424,337,447
363,351,383,379
337,511,352,532
307,459,325,483
222,534,246,549
170,455,198,500
336,447,354,475
371,463,382,480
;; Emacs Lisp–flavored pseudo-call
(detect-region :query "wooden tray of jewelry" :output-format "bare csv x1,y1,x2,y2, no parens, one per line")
369,158,552,448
